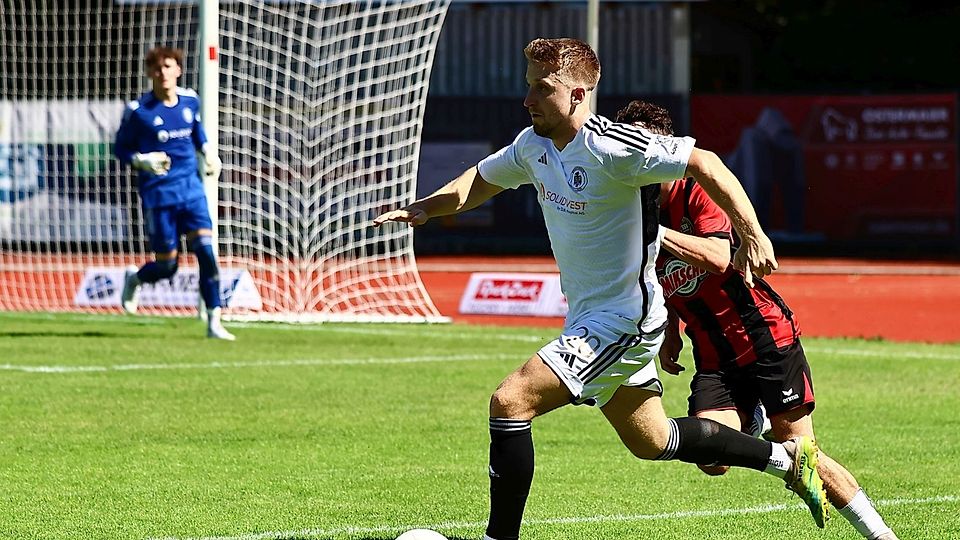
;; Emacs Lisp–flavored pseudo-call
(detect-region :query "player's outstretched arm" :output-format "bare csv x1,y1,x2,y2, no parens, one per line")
661,226,731,275
683,148,777,286
372,166,503,227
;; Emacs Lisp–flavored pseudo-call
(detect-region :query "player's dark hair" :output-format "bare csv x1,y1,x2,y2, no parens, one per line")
524,38,601,90
145,47,184,69
614,100,674,136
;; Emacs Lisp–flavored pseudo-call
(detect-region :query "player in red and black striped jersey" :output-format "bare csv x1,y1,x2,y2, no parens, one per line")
616,100,897,540
657,174,802,373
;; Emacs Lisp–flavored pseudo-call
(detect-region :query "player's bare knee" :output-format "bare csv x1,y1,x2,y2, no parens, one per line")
698,463,729,476
489,385,531,419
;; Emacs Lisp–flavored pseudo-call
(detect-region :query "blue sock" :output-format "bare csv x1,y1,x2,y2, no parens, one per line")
192,235,222,309
137,259,177,284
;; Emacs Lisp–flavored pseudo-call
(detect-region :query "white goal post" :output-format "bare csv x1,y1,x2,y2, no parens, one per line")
0,0,451,323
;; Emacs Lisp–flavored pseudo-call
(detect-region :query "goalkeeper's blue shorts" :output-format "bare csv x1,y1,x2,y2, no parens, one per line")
143,196,213,253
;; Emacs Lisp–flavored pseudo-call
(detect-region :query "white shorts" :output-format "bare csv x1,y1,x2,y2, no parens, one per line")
537,314,664,407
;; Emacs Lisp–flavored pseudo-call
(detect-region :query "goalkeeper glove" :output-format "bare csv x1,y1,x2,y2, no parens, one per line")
198,150,223,180
131,152,171,175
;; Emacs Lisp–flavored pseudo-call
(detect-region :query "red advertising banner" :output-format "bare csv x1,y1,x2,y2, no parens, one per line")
690,94,957,243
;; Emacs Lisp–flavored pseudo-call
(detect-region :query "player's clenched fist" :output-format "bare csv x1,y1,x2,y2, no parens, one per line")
372,207,429,227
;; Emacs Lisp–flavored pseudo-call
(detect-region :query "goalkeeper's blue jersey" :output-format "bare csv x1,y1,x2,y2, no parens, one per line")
114,88,208,208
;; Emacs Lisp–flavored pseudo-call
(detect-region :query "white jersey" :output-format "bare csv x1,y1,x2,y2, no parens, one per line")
478,114,695,334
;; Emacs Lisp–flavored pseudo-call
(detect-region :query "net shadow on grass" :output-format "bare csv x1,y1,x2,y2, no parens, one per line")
0,330,115,338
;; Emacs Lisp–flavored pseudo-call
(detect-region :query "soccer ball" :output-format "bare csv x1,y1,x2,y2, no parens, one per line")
395,529,448,540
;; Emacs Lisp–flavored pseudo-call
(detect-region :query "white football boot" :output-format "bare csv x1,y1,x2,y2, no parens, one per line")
120,265,141,314
206,307,236,341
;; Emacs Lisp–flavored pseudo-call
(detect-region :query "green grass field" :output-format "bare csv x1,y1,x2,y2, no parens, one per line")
1,312,958,540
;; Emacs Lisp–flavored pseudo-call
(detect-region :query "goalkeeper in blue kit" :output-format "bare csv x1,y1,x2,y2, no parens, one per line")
114,46,235,340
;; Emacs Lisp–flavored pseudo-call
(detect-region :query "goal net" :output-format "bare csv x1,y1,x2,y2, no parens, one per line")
0,0,450,323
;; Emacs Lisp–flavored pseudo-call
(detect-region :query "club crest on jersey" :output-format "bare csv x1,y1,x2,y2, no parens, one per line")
679,217,694,235
567,166,588,192
182,107,193,124
659,258,708,298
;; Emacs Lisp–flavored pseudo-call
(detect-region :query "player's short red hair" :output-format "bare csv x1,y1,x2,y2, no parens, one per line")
145,47,184,69
524,38,601,90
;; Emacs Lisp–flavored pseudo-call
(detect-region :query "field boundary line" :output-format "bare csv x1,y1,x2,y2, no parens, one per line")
2,343,956,374
0,353,518,374
147,494,959,540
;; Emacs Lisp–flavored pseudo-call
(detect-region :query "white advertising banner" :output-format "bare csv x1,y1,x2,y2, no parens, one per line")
73,266,263,310
458,272,567,317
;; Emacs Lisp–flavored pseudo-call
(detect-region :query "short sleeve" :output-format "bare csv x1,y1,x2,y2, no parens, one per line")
632,133,695,186
688,180,732,239
477,134,532,189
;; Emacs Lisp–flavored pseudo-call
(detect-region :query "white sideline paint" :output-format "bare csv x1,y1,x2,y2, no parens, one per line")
0,353,519,374
2,342,957,375
227,323,551,343
806,346,960,361
147,495,958,540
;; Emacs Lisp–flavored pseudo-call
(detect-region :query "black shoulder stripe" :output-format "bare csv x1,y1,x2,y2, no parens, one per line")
583,118,606,136
610,122,653,140
600,130,650,152
607,126,651,150
584,117,650,151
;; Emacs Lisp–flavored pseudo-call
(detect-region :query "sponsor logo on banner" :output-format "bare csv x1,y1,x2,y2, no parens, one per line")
459,273,566,317
73,266,262,310
475,279,543,301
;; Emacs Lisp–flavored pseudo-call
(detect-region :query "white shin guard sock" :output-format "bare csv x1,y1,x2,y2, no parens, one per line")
838,489,892,539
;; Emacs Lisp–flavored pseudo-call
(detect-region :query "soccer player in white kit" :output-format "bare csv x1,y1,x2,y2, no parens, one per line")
374,38,828,539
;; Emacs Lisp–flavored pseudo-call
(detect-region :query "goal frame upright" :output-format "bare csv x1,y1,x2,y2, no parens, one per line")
199,0,220,252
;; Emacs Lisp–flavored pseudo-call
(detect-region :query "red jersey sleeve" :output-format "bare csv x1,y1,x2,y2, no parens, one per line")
687,180,733,240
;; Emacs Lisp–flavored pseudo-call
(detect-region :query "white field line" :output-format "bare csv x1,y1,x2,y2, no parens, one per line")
2,342,957,375
147,494,959,540
227,324,960,355
0,353,519,374
805,345,959,361
225,323,551,343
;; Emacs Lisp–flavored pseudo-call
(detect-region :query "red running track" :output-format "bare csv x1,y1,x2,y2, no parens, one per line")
417,256,960,344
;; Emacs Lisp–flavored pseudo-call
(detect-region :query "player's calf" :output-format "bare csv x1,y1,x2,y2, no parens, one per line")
190,235,236,340
137,257,178,283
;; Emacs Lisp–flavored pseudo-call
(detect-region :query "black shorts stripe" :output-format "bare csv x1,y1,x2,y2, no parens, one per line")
578,332,637,383
578,332,634,381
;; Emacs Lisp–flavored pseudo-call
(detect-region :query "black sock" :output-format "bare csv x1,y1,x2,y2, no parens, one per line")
486,418,534,540
655,417,771,471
